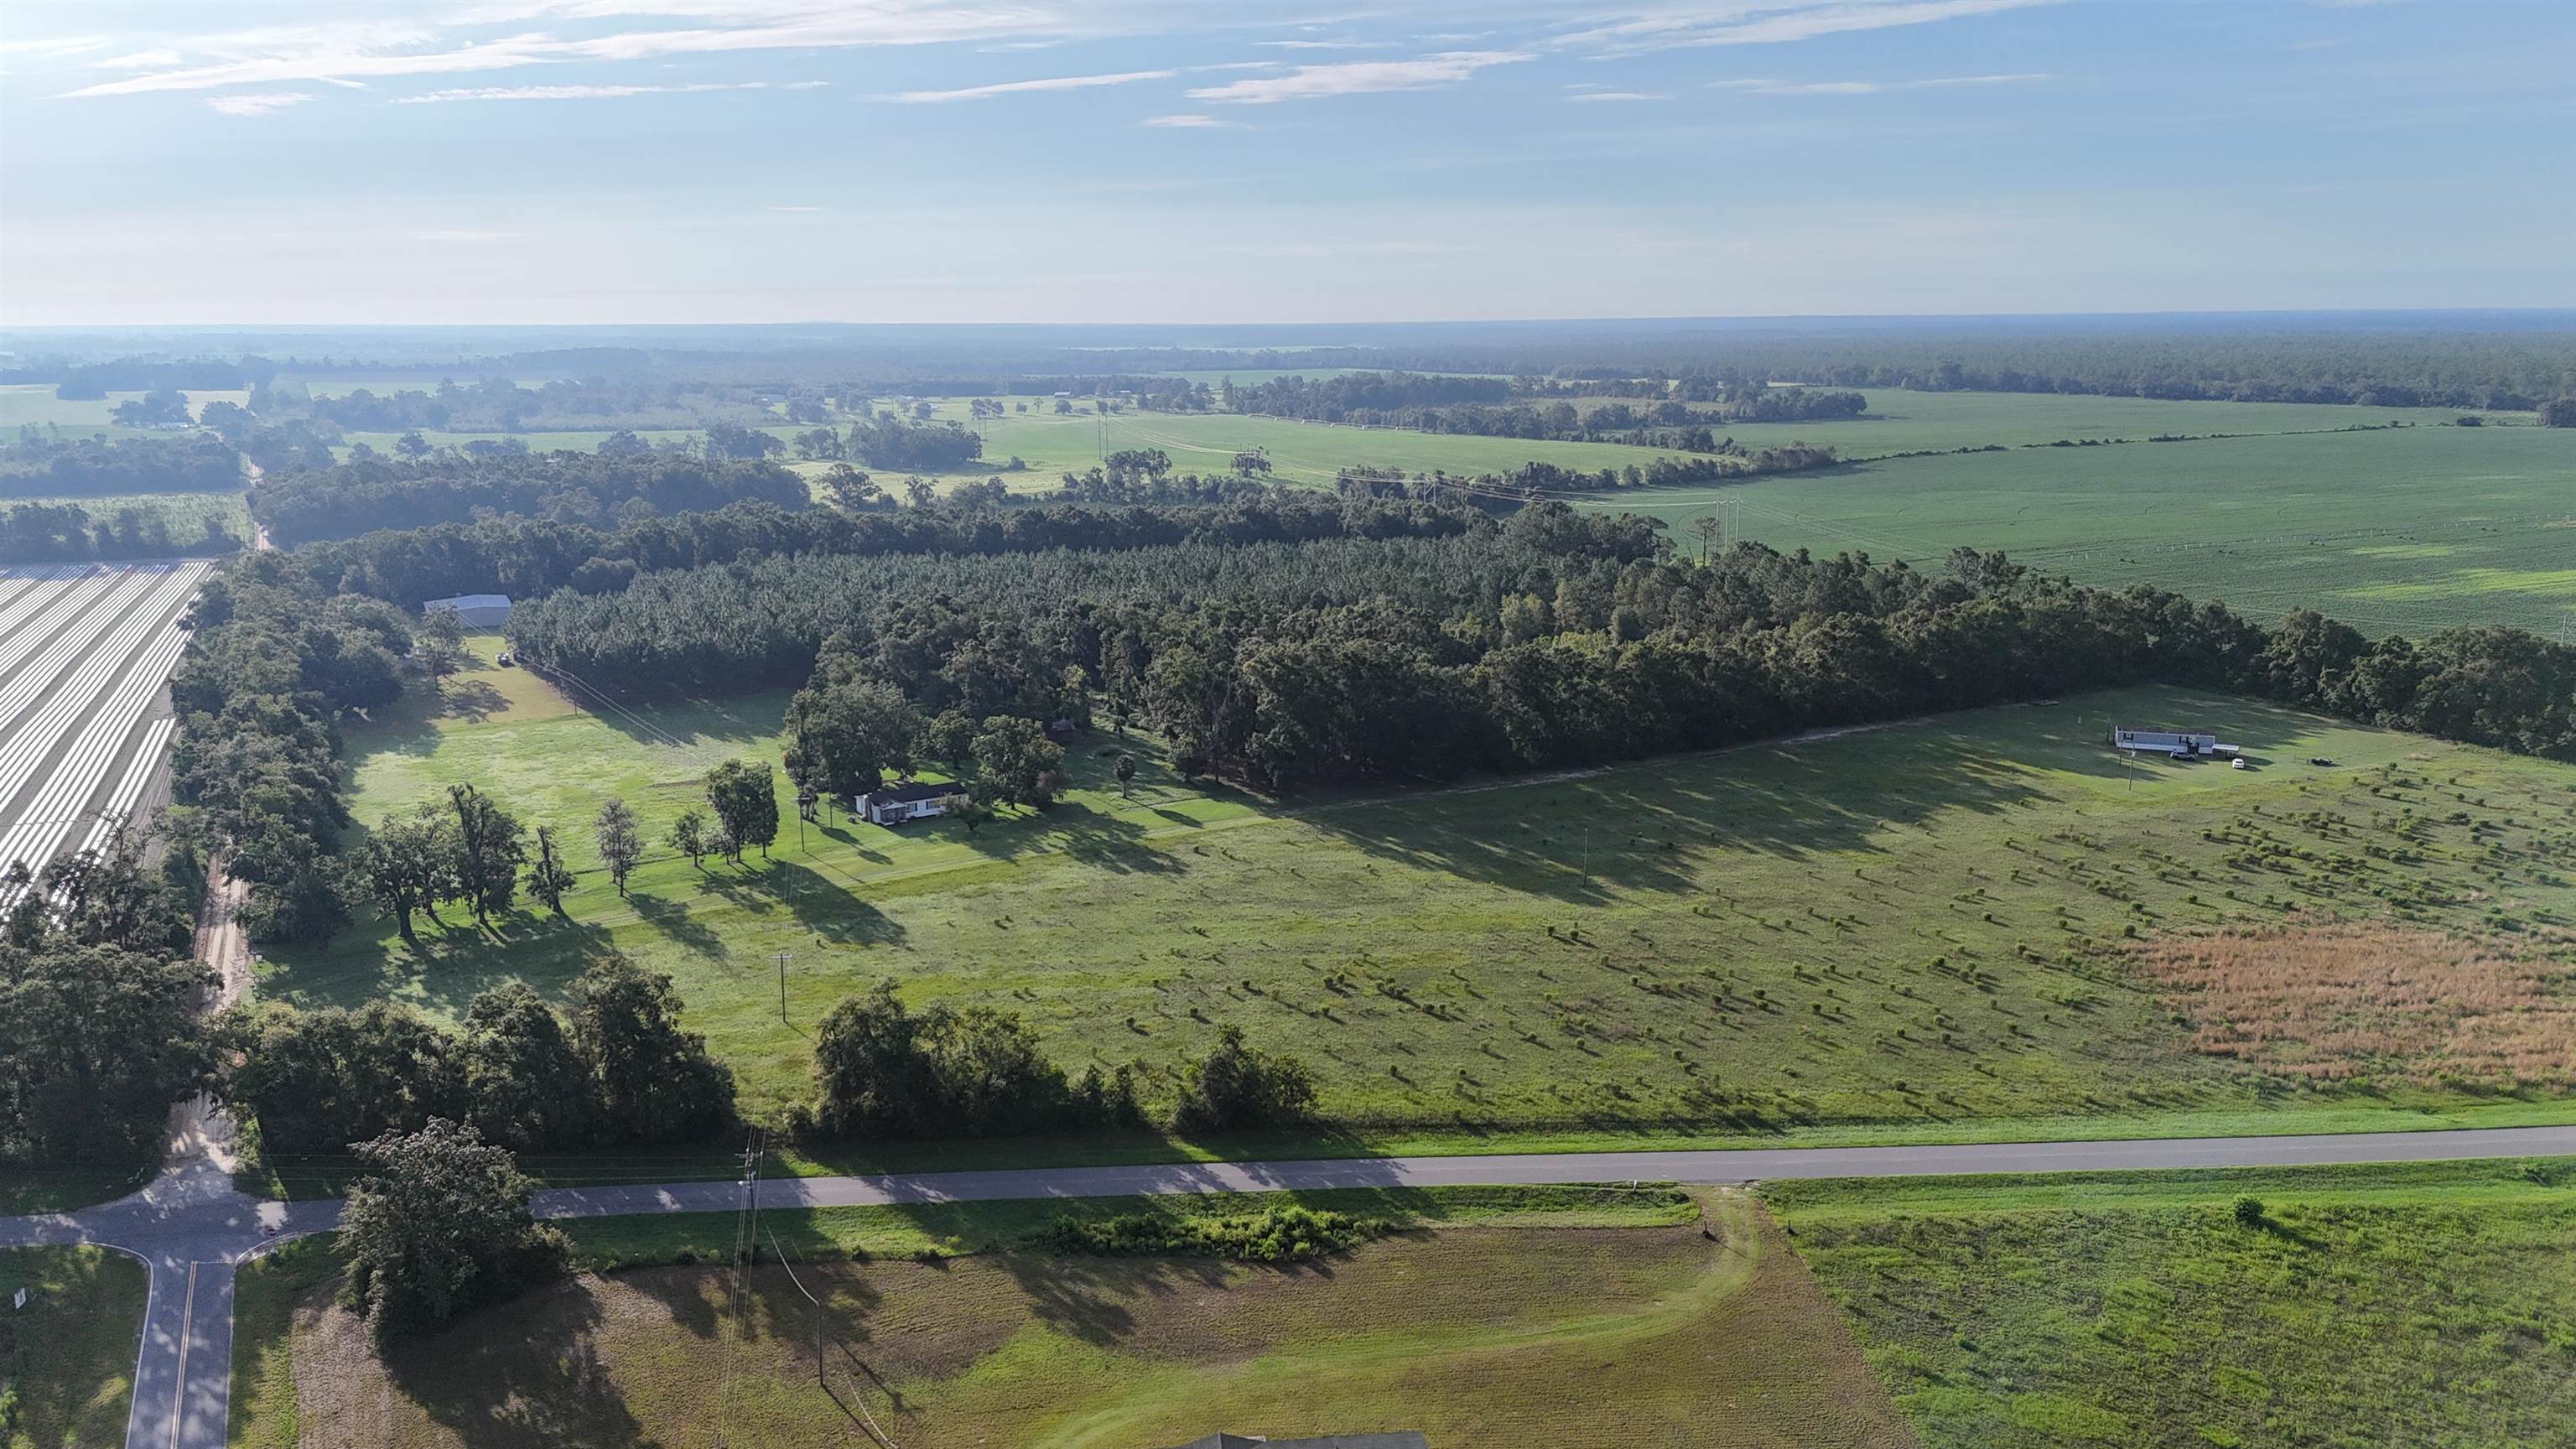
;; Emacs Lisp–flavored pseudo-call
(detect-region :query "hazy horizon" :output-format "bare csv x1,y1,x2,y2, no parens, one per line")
5,1,2571,327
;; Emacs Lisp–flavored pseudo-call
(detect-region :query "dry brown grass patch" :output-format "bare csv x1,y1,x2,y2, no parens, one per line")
2132,922,2576,1086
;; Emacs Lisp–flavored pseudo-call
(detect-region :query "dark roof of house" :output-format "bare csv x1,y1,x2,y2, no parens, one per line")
1161,1436,1429,1449
864,780,969,805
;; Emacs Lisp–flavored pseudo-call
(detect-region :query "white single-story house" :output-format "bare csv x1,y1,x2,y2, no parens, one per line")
855,780,969,826
2111,727,2238,760
422,594,512,628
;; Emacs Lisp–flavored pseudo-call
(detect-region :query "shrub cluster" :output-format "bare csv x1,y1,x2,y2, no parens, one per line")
1038,1205,1383,1262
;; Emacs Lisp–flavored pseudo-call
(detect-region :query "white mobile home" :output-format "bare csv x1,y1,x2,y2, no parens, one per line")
2111,727,2238,760
855,780,969,825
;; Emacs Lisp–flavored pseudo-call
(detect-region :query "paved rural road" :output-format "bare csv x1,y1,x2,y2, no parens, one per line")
8,1124,2576,1449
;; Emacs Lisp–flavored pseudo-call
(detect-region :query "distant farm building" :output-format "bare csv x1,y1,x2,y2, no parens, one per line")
856,780,969,825
2111,726,2239,760
421,593,512,628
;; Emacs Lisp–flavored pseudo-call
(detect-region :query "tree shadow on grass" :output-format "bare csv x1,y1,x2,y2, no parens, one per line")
989,1249,1235,1348
1296,693,2338,905
946,802,1183,876
628,891,730,960
699,861,907,948
387,1284,663,1449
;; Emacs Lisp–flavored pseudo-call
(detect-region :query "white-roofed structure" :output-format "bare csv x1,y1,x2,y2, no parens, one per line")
422,593,512,627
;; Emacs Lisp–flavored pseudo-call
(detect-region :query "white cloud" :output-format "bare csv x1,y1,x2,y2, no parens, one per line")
57,3,1084,99
1187,50,1531,105
396,80,823,102
1225,240,1464,258
1712,71,2049,95
1567,91,1670,102
0,34,112,60
885,69,1176,103
1144,113,1236,127
1556,0,2058,56
204,92,314,117
91,49,185,70
1259,40,1391,50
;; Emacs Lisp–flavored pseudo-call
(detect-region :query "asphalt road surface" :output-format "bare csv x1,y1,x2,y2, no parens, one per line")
10,1121,2575,1448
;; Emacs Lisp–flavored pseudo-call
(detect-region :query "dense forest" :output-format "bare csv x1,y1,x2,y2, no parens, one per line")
248,451,813,546
501,503,2576,794
0,433,243,499
271,493,1473,609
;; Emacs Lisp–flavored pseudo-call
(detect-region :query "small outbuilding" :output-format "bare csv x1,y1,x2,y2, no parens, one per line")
2110,726,2238,760
422,593,512,628
855,780,969,826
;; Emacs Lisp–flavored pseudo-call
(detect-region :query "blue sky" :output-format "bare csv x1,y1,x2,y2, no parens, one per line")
3,0,2570,325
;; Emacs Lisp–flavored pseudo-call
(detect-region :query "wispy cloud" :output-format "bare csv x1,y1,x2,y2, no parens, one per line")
1567,91,1670,103
1713,71,2049,95
1225,240,1465,258
413,230,522,242
1259,39,1391,50
205,92,314,117
0,34,112,60
1557,0,2058,56
57,3,1085,99
396,80,822,102
92,49,185,70
1187,50,1530,105
765,205,823,212
885,68,1176,103
1144,112,1239,128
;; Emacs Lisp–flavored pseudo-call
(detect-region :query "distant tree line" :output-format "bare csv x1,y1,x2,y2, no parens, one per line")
263,493,1472,609
0,433,243,500
248,451,813,546
1226,372,1867,439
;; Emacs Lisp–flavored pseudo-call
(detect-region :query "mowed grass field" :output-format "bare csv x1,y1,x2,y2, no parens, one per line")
231,1187,1917,1449
1,1246,145,1449
1605,421,2576,637
257,648,2576,1148
1768,1157,2576,1448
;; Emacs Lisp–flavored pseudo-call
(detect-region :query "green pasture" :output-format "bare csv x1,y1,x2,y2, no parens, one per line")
261,665,2576,1143
1617,423,2576,636
1770,1156,2576,1448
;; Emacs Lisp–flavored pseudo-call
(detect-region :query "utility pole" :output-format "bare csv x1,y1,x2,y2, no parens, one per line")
774,948,792,1022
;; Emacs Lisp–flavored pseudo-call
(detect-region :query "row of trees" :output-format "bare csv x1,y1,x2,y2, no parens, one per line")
267,492,1473,613
228,955,735,1154
0,500,244,564
249,451,813,546
169,560,419,942
0,433,243,500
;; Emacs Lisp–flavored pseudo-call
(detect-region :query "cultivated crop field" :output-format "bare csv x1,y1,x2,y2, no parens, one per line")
0,560,210,906
1768,1157,2576,1448
231,1188,1915,1449
1618,422,2576,636
258,659,2576,1148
